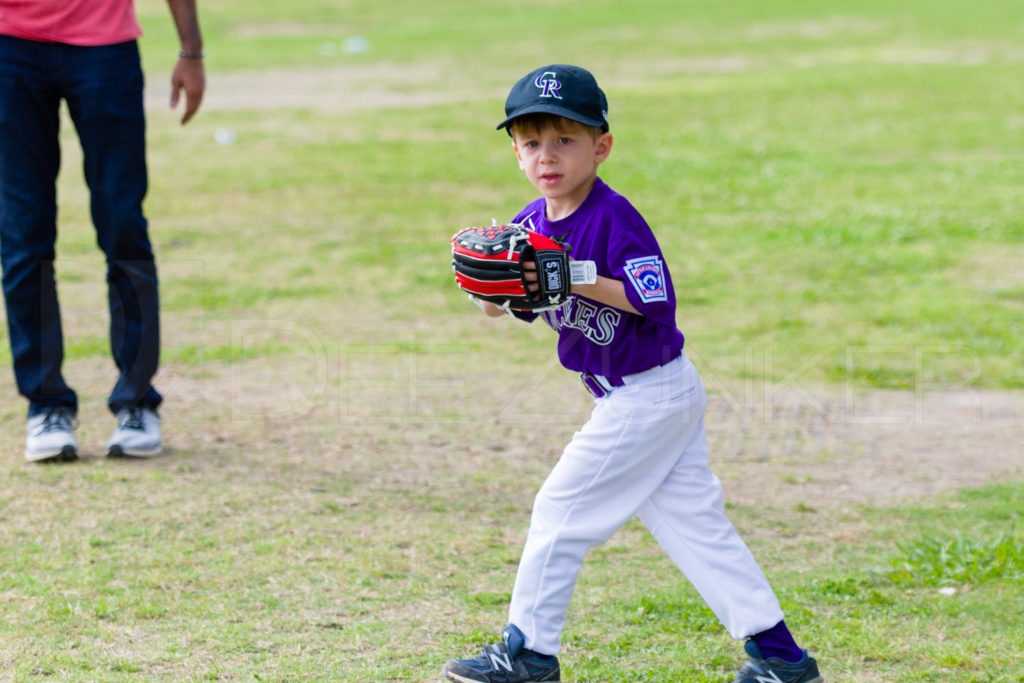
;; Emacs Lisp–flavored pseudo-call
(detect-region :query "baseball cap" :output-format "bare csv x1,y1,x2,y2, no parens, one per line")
497,64,609,133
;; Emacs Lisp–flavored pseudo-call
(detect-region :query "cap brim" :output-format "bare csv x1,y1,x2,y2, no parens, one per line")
496,103,606,131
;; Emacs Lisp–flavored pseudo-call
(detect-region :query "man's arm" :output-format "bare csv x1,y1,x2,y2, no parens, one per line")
167,0,205,124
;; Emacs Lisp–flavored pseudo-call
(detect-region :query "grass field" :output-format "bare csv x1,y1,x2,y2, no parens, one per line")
1,0,1023,680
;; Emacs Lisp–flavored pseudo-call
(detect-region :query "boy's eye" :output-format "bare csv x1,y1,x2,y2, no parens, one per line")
559,137,572,144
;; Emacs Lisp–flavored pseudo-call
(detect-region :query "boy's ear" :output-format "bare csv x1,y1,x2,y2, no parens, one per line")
594,132,613,164
513,142,525,170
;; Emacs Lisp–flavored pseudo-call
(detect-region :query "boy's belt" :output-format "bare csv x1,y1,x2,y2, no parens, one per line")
579,372,625,398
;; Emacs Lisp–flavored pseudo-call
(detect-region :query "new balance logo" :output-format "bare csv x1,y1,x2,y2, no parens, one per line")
751,669,786,683
487,651,514,673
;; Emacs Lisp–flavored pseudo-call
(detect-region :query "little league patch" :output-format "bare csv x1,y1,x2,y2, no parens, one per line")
624,255,668,303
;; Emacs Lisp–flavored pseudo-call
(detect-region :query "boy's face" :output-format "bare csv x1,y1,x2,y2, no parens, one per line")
510,118,612,218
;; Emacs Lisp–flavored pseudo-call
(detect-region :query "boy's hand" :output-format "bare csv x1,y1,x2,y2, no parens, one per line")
522,260,539,294
480,300,508,317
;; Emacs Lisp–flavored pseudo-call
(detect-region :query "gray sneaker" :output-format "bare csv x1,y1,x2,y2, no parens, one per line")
25,408,78,462
107,406,162,457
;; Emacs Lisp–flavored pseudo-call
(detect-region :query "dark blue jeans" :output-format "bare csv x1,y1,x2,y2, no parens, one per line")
0,35,161,416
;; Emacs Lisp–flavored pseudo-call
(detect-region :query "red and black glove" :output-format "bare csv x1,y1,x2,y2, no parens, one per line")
451,223,572,311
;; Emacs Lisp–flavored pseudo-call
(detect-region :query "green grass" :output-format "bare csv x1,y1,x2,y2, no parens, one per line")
1,465,1021,681
1,0,1023,680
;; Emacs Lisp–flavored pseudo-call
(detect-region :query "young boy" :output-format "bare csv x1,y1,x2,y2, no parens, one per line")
442,65,823,683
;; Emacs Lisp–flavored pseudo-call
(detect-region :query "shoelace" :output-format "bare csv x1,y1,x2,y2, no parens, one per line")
119,407,146,431
34,409,74,436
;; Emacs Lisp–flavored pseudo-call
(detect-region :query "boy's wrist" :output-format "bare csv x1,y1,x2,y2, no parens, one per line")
569,260,597,285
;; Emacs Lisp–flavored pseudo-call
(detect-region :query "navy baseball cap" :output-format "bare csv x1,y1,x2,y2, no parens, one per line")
497,64,609,133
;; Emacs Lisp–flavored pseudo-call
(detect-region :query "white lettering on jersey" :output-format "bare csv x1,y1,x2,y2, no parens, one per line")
543,298,621,345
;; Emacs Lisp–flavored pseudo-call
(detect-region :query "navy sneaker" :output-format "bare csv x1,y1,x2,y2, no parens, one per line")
732,640,824,683
442,624,560,682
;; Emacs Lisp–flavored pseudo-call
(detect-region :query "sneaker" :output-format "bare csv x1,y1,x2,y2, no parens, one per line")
732,639,824,683
25,407,78,462
107,406,162,457
442,624,560,683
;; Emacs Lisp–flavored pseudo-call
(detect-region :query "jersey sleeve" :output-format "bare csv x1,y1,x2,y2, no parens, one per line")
605,202,677,324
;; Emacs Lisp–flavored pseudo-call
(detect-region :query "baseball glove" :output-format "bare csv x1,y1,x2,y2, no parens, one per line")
451,223,576,311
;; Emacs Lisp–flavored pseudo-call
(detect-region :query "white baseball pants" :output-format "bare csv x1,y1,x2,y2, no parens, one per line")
508,352,784,655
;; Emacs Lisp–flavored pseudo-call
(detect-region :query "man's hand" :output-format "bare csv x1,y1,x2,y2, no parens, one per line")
170,57,205,125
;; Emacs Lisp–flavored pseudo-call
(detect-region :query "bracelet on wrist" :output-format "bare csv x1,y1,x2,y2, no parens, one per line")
179,49,205,59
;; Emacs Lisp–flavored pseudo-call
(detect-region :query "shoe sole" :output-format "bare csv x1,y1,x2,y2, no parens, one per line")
443,675,559,683
25,445,78,463
108,444,162,458
441,666,560,683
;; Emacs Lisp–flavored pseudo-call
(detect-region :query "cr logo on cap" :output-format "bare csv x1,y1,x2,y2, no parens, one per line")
534,71,562,99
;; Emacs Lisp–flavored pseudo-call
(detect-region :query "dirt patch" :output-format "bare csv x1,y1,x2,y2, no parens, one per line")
4,356,1019,510
145,61,505,113
703,383,1024,507
481,373,1024,508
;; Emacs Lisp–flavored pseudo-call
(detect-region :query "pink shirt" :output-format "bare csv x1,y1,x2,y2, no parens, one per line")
0,0,141,46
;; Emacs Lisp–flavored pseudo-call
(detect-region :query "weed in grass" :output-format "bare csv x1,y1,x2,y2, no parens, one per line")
887,528,1024,587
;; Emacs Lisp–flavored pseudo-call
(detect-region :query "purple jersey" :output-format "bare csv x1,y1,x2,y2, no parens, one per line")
511,178,684,378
